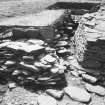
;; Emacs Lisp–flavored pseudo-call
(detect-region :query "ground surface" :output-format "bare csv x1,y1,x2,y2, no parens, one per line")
0,0,102,21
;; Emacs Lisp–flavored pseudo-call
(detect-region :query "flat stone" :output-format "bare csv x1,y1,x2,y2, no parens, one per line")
20,62,39,72
46,89,64,99
50,67,59,74
54,34,61,39
57,49,68,54
78,70,86,75
22,56,34,63
22,70,30,76
82,74,97,83
34,61,52,69
85,83,105,96
41,55,56,63
7,41,45,53
4,60,16,66
64,85,91,102
37,94,57,105
27,39,44,45
8,82,16,89
12,70,21,76
56,41,68,47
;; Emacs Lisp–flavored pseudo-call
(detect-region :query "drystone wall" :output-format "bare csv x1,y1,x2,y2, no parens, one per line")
74,5,105,86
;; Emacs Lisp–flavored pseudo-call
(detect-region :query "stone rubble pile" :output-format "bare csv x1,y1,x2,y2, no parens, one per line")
0,39,68,88
0,9,77,89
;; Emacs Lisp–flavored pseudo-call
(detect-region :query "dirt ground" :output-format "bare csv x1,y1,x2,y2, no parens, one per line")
0,0,102,21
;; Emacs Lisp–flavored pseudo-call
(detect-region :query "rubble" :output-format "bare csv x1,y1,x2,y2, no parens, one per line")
0,8,75,88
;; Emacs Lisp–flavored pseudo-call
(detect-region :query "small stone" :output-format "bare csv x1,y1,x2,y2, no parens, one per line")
41,55,56,63
56,41,68,47
4,60,16,66
55,34,61,39
8,82,16,89
50,67,59,74
85,83,105,96
64,85,91,102
55,64,66,74
67,56,74,60
45,47,55,52
12,70,21,76
57,49,68,54
37,94,57,105
22,56,34,63
82,74,97,83
22,70,30,76
20,62,39,72
55,64,66,70
34,61,52,69
85,21,96,26
37,77,51,81
27,39,44,45
67,26,73,30
46,89,64,99
26,77,35,81
58,69,65,74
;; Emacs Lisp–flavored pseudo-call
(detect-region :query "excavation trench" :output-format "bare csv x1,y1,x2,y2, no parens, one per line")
0,2,101,92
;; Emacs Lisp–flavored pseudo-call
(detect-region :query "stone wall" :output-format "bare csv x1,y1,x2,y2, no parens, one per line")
74,5,105,85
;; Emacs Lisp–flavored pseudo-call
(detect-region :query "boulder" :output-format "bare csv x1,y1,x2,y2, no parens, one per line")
64,85,91,102
37,94,57,105
85,83,105,96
